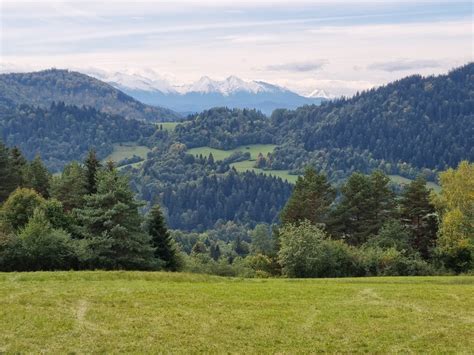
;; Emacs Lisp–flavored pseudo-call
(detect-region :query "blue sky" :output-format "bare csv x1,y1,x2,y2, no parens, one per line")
1,0,472,95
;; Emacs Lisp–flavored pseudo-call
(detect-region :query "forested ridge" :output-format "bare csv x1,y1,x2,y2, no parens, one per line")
0,102,157,171
0,69,181,122
174,63,473,180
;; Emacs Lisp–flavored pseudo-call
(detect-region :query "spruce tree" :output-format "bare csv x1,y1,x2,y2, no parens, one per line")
400,176,438,259
280,167,335,227
75,168,156,270
145,205,180,271
9,146,27,188
84,149,101,194
0,142,16,202
24,155,51,198
50,162,88,211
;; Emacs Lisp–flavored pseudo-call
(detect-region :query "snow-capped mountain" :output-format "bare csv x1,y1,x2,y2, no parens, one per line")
86,70,329,115
307,89,332,100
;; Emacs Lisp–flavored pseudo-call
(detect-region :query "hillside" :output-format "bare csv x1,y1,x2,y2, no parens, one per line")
1,272,472,353
0,69,181,122
173,64,474,181
0,102,157,171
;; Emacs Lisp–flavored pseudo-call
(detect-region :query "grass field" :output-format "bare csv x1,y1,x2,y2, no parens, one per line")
105,143,151,163
187,144,277,161
187,144,299,183
1,272,472,353
159,122,180,131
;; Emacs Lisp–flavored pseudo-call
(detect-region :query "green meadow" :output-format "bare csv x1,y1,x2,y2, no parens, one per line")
188,144,298,183
105,143,151,162
0,272,472,353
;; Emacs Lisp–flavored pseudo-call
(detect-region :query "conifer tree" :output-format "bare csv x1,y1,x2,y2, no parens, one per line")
50,162,88,211
280,167,335,227
145,205,180,271
24,156,51,198
0,142,16,202
400,176,438,258
75,168,156,270
84,149,101,194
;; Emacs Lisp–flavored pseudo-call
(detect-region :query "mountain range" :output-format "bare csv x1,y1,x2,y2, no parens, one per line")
88,70,329,115
0,69,180,122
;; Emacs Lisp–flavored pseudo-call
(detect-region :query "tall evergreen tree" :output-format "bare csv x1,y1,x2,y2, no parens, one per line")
329,171,396,245
84,149,101,194
280,167,335,227
9,146,27,188
145,205,180,271
0,142,16,203
50,162,88,211
400,176,438,259
75,168,156,270
24,155,51,198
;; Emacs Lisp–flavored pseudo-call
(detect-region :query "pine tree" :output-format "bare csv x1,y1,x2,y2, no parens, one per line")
84,149,101,194
0,142,16,202
145,205,180,271
9,146,27,188
400,176,438,259
50,162,88,211
280,167,335,227
24,156,51,198
75,168,156,270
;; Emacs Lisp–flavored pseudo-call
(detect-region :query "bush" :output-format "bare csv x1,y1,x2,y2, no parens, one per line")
278,221,363,278
359,246,435,276
0,209,81,271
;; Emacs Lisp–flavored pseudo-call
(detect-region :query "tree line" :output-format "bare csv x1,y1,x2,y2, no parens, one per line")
0,143,180,271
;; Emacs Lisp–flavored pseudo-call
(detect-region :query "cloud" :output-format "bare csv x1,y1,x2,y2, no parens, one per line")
265,60,327,72
367,59,443,72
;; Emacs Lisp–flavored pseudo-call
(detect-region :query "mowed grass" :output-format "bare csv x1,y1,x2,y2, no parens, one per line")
231,160,299,183
0,272,472,353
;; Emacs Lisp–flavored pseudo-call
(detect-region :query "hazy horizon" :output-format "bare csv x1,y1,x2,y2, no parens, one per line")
1,0,472,96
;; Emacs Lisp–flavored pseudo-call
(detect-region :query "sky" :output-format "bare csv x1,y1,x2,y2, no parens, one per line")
0,0,472,96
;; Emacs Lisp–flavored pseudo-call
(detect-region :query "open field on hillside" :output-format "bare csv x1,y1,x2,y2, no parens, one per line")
105,143,151,162
159,121,180,131
230,160,299,183
0,272,472,353
187,144,277,161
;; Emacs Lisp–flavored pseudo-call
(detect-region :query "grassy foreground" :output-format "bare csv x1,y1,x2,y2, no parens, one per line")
1,272,472,353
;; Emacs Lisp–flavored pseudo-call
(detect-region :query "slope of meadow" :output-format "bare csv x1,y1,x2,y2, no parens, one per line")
0,272,472,352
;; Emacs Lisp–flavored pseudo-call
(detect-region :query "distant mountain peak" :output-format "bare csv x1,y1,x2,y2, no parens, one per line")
307,88,332,99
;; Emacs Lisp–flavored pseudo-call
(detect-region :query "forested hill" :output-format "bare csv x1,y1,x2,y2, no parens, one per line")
0,102,157,171
0,69,181,122
269,63,474,171
174,64,473,179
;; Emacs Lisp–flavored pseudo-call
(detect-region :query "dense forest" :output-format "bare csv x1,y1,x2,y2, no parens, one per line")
174,64,474,181
1,141,472,276
0,69,180,122
0,102,157,171
132,144,293,230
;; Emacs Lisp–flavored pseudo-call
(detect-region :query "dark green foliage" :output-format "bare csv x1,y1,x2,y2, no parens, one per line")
175,107,273,149
146,205,180,271
137,147,292,231
365,220,412,253
280,167,335,227
0,103,157,171
24,155,51,198
250,224,274,256
400,176,438,259
75,169,157,270
50,162,88,211
0,69,180,121
330,171,396,245
84,150,101,195
0,142,17,202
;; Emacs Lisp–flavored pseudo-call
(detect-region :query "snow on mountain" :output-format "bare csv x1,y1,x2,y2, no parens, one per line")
88,69,177,94
179,75,281,96
307,88,332,99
